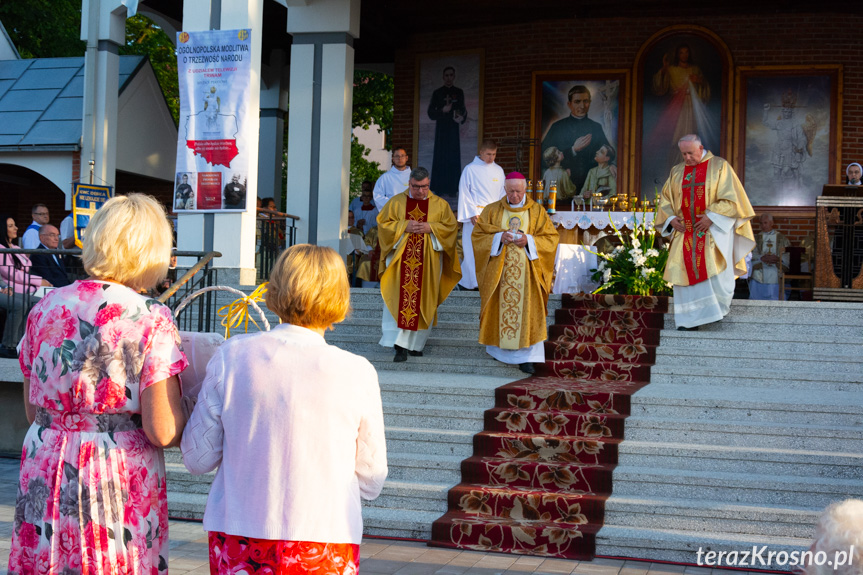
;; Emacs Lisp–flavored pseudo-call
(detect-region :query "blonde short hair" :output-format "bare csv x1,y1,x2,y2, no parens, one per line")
82,194,173,291
265,244,350,328
804,499,863,575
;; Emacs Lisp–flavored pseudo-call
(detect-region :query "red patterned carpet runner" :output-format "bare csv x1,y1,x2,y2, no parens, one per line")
429,293,668,560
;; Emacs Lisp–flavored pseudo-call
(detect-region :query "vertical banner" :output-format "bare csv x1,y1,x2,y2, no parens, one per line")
175,29,252,212
71,183,112,248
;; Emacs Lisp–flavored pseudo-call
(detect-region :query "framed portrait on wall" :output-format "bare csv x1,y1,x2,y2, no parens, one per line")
413,49,484,209
530,70,629,210
734,65,842,207
634,26,733,201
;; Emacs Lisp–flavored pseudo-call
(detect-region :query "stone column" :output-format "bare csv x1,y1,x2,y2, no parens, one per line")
258,49,288,211
284,0,359,252
80,0,129,191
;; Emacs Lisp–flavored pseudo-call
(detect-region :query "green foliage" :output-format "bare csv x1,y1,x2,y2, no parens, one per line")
588,213,672,296
347,70,393,199
350,136,384,198
352,70,394,138
0,0,85,58
119,15,179,124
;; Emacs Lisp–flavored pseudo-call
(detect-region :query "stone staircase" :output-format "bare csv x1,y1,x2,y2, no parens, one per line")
329,289,562,377
595,299,863,563
165,288,863,565
166,288,560,538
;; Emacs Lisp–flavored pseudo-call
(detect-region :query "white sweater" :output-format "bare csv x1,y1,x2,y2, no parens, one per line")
180,324,388,544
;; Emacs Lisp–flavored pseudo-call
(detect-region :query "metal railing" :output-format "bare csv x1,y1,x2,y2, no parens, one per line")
0,249,222,346
257,209,299,280
157,251,222,333
168,210,299,282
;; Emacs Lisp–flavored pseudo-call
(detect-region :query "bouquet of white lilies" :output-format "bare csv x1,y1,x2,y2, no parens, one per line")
586,212,672,296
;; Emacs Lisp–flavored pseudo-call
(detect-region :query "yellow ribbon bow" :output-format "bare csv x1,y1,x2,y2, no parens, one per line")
216,283,269,338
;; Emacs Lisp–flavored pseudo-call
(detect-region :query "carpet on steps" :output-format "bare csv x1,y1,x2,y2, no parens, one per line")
428,293,668,560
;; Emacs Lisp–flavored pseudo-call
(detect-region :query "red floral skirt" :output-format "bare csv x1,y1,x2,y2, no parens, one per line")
208,531,360,574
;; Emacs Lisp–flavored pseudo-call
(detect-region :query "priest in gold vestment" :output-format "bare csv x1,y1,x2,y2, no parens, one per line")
377,167,461,362
655,134,755,330
473,172,559,374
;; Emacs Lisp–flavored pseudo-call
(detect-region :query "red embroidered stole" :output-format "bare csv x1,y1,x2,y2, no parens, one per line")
397,198,428,330
681,161,710,285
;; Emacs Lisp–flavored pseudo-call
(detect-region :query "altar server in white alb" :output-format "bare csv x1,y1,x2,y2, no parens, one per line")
457,139,506,289
373,147,412,210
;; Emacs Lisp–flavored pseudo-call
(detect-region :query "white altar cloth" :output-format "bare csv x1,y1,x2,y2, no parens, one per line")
551,211,655,231
552,244,599,295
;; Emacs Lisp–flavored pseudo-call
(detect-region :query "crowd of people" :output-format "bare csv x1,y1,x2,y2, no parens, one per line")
5,132,863,575
0,204,76,358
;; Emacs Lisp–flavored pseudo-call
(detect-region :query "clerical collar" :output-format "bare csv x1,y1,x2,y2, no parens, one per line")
569,115,587,120
508,198,526,208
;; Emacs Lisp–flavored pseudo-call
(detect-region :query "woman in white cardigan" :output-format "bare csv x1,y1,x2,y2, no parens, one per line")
181,244,388,575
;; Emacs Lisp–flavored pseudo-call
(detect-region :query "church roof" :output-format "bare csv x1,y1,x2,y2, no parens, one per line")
0,55,145,150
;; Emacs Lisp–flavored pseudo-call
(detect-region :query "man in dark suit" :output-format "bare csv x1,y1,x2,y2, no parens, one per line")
30,225,70,288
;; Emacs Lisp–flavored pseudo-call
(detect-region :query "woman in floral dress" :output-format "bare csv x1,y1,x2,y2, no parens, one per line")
8,194,188,575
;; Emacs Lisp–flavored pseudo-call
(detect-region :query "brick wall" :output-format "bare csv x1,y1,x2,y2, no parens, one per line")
392,11,863,246
756,214,815,245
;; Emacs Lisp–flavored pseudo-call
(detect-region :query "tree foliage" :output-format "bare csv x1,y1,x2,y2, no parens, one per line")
119,14,179,124
0,0,85,58
350,137,384,198
349,70,393,198
352,71,394,137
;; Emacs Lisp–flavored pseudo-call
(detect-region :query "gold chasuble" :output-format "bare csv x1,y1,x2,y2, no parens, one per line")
655,151,755,287
473,198,558,349
378,191,460,331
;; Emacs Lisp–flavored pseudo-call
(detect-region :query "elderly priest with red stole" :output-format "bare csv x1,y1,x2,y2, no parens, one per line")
377,167,461,362
473,171,559,375
655,134,756,331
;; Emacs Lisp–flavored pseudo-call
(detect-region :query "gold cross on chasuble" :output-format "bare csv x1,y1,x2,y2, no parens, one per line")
681,161,710,285
396,198,429,330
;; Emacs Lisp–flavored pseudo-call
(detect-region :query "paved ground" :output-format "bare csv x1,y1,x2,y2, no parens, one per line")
0,457,743,575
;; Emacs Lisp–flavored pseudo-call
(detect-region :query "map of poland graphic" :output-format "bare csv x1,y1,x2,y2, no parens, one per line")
184,111,240,167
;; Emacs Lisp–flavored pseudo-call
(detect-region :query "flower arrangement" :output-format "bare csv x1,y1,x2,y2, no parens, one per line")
586,212,672,296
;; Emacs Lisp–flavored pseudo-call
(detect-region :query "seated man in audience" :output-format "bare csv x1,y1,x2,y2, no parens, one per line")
749,213,789,300
30,225,70,288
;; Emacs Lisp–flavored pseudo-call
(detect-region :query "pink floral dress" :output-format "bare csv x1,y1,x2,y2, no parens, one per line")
8,280,188,575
